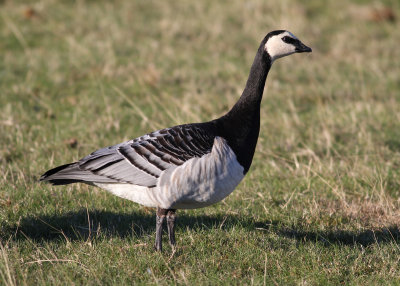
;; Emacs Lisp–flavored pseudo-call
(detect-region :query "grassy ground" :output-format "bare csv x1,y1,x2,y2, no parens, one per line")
1,0,400,284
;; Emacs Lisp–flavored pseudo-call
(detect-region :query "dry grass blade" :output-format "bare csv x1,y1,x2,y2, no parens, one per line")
112,86,157,130
25,259,90,273
0,242,16,286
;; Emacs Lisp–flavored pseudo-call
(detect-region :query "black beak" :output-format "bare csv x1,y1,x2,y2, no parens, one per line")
295,41,312,53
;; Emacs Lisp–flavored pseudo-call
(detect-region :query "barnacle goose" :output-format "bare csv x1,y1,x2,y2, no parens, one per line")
40,30,311,251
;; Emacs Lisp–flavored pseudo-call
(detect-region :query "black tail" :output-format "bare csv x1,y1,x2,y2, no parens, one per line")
40,162,117,185
40,163,84,185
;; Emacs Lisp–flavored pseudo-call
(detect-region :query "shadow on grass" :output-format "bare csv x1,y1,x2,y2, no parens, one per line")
1,209,245,242
275,225,400,247
2,209,399,248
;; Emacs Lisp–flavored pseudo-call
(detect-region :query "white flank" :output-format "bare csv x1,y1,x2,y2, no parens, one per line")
264,31,297,62
93,183,160,207
94,137,245,209
158,137,245,209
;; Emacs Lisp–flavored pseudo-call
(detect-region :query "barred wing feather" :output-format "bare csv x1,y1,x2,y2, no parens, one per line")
40,124,216,187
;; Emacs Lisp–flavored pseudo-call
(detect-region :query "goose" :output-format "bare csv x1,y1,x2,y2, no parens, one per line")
40,30,311,251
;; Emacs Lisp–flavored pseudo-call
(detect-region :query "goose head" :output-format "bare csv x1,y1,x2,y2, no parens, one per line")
263,30,312,63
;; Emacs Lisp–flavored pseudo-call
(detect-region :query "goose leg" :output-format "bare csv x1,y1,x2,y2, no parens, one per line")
154,208,167,252
166,209,176,247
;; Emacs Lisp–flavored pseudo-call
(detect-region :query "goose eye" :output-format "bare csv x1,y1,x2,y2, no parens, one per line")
282,36,296,44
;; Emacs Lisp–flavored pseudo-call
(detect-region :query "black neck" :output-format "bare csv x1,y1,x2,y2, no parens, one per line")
216,45,272,173
228,47,271,117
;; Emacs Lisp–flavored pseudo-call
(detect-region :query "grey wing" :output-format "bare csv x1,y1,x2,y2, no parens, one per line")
40,123,216,187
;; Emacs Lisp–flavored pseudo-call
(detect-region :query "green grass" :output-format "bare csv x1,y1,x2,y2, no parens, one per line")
1,0,400,284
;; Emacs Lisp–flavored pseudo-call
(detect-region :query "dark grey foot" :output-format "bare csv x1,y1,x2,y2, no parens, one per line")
166,210,176,247
154,208,177,252
154,208,166,252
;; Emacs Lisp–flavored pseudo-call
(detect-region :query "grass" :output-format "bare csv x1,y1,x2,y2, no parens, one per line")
1,0,400,284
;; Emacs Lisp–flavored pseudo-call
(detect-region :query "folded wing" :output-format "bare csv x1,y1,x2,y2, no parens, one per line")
40,123,216,187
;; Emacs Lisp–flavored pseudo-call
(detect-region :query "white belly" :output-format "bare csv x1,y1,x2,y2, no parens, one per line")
93,183,160,207
94,137,245,209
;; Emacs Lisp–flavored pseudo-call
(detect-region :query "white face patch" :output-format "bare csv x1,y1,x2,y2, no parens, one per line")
264,31,297,63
